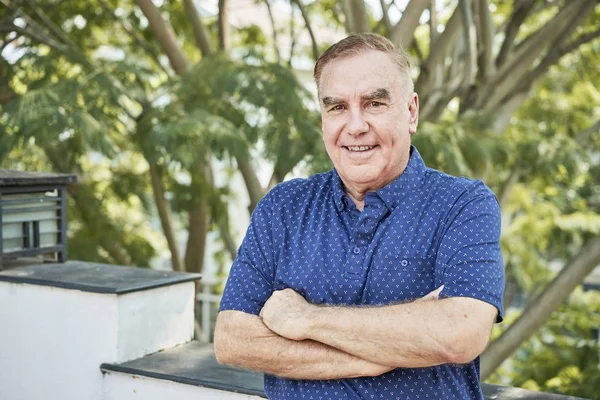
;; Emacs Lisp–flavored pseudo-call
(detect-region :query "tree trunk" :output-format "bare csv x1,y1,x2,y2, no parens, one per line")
149,164,184,272
218,0,231,52
183,0,213,56
217,219,238,261
341,0,370,33
480,235,600,379
389,0,429,49
475,0,494,82
236,156,265,213
184,164,213,274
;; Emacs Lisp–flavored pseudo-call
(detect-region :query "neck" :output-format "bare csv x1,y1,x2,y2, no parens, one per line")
341,155,411,212
344,188,365,211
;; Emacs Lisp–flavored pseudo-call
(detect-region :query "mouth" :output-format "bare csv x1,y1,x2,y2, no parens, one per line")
343,145,377,152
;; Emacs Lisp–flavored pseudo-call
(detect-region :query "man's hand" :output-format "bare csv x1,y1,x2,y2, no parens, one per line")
260,286,445,342
415,285,444,302
260,288,314,341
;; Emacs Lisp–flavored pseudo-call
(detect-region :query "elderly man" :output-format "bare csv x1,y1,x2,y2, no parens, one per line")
214,33,504,400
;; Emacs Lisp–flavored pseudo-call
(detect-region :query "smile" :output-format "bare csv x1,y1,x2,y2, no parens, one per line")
344,145,376,152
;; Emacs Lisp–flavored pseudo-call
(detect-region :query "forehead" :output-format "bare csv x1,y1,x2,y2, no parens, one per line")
318,50,402,97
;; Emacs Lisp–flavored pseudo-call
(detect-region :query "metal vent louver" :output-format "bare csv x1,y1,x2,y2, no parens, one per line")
0,170,76,268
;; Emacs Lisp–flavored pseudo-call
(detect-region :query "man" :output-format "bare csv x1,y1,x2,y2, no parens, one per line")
214,33,504,399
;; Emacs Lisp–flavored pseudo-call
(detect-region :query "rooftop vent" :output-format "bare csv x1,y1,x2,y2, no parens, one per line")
0,170,76,269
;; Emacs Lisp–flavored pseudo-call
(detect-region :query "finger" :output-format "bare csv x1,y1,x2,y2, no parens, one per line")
427,285,444,299
416,285,444,302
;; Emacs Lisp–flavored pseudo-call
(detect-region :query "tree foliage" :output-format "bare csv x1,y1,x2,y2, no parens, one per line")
1,0,600,392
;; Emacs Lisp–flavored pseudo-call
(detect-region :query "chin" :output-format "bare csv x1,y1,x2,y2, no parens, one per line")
347,175,381,187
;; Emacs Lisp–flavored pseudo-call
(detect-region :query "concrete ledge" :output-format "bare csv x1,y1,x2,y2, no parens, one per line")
0,261,201,294
102,342,265,398
101,342,586,400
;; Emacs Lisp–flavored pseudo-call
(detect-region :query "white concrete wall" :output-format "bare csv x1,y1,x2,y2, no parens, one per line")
0,283,118,400
103,370,264,400
117,282,195,362
0,281,196,400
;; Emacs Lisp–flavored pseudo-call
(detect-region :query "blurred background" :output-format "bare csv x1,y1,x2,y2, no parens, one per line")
1,0,599,397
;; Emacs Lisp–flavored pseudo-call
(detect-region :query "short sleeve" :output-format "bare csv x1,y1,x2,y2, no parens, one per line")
219,193,277,316
436,183,505,322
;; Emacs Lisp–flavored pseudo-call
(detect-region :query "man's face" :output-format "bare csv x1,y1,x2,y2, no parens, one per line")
319,50,419,195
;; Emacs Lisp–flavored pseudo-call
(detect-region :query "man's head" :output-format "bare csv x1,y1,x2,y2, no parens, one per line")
315,33,419,200
314,33,413,96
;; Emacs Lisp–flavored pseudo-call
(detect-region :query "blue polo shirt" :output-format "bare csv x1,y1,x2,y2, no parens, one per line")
220,146,504,399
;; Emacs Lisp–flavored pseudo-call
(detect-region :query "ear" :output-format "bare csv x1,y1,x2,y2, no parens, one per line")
407,93,419,135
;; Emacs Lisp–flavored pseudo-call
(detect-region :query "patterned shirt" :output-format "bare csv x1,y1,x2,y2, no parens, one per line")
220,146,505,399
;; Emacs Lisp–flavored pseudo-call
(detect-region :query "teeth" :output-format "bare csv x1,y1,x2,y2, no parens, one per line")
347,146,374,151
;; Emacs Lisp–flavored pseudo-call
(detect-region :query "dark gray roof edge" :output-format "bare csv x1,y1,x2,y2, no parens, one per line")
0,274,202,294
100,364,267,398
0,170,77,186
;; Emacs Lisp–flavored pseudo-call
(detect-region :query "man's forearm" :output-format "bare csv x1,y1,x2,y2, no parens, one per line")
302,297,496,368
260,289,498,368
214,310,393,380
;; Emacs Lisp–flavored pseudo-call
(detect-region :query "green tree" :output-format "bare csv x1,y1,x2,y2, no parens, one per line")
1,0,600,383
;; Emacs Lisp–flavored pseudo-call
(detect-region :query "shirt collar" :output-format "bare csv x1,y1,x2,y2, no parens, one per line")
332,145,427,212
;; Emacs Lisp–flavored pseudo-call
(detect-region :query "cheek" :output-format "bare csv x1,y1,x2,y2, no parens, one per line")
321,120,339,144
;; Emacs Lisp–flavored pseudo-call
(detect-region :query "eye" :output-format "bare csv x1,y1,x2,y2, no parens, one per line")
368,101,384,108
328,105,345,112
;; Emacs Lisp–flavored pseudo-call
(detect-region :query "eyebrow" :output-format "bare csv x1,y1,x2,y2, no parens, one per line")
321,88,391,107
362,88,390,101
321,96,344,107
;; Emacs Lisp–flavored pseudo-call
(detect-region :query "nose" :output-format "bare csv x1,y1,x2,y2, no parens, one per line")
347,108,369,136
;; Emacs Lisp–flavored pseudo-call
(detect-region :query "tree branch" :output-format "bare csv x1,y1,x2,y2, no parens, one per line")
378,0,393,33
184,163,213,273
292,0,319,61
513,26,600,97
428,0,438,47
477,0,595,111
389,0,429,49
288,0,297,67
339,0,355,33
217,218,238,261
476,0,494,82
23,0,80,51
411,36,424,64
341,0,370,33
97,0,168,73
218,0,231,52
149,163,184,272
236,156,265,213
481,235,600,379
498,167,522,209
183,0,213,56
0,22,67,53
575,120,600,144
458,0,477,95
495,0,535,67
416,5,462,94
264,0,281,63
135,0,189,74
0,0,71,53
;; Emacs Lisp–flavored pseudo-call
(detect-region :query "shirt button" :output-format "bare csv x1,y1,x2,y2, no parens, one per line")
353,247,361,254
401,259,409,267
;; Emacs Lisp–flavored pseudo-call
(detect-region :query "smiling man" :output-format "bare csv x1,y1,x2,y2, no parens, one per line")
214,33,505,400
